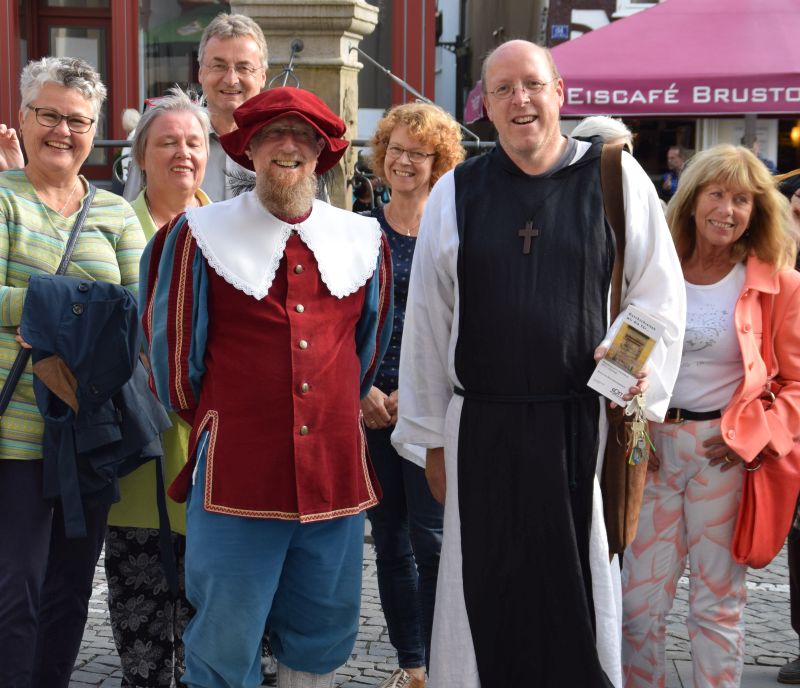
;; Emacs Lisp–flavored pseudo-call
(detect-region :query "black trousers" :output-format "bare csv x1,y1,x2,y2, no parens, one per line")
0,459,109,688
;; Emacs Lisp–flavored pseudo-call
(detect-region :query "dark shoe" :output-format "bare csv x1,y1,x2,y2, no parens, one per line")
779,657,800,684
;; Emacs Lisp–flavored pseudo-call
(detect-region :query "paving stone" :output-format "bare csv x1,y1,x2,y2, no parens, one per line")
71,539,793,686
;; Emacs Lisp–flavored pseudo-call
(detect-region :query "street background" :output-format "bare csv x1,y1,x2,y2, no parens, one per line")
69,535,795,688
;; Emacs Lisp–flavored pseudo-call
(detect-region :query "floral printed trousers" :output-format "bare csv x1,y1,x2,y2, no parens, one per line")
104,526,193,687
621,419,747,688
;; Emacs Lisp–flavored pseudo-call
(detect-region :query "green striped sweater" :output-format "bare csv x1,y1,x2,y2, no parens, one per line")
0,169,145,461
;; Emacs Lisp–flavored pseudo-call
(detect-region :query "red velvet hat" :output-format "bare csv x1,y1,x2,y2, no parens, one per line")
219,87,349,175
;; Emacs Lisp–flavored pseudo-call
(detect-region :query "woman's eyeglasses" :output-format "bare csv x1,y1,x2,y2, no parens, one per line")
27,106,95,134
386,145,436,164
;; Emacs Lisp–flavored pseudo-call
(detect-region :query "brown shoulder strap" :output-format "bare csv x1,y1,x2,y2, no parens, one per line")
600,142,626,320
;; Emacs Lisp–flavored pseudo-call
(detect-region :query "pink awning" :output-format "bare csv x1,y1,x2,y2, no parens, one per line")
551,0,800,117
464,80,486,124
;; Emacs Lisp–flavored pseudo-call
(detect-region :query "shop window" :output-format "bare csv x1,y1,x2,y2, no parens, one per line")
44,0,110,7
140,0,231,103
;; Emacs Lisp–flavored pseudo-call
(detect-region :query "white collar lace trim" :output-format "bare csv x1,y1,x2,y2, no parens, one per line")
186,191,382,300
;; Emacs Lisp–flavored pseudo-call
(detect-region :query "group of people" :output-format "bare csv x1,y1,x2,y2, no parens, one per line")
0,12,799,688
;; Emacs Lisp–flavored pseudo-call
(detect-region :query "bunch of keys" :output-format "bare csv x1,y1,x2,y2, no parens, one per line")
625,393,652,466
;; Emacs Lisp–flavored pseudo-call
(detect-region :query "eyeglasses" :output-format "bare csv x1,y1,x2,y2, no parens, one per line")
257,125,319,145
487,78,557,100
27,106,95,133
386,144,436,164
203,62,265,77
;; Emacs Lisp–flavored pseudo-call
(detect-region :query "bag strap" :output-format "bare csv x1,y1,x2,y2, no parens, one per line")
0,184,97,418
600,143,626,321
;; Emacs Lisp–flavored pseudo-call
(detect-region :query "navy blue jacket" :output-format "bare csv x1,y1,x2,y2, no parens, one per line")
21,275,170,538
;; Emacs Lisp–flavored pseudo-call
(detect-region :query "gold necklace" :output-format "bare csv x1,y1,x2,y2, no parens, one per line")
384,205,420,237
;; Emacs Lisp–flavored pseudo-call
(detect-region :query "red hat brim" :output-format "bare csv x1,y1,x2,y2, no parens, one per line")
219,88,350,176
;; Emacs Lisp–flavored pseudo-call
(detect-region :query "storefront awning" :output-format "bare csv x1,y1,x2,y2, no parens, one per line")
551,0,800,117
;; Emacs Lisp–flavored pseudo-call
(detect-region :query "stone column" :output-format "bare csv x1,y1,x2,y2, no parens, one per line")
231,0,379,208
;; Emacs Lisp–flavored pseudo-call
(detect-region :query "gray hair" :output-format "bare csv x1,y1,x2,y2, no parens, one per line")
131,86,211,172
571,116,634,153
20,57,106,119
198,13,269,68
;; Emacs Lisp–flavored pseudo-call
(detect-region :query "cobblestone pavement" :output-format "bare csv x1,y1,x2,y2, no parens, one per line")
71,541,794,687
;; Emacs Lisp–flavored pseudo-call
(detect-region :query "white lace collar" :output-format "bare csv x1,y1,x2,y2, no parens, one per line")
186,191,382,299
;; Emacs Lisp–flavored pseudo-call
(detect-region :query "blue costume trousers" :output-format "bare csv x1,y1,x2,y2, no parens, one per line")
182,437,365,688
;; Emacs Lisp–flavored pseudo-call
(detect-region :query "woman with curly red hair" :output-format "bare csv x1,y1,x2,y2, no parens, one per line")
360,103,465,688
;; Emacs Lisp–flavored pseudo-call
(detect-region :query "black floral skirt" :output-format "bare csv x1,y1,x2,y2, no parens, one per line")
104,526,193,687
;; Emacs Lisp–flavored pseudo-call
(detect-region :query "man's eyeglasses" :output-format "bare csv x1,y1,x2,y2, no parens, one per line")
257,125,319,145
27,106,95,134
386,144,436,164
487,78,557,100
203,62,265,77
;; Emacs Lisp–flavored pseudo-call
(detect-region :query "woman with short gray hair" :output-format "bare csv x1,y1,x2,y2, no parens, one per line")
104,85,210,688
0,55,145,686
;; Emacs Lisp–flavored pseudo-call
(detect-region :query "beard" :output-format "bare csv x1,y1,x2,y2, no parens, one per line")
255,165,318,220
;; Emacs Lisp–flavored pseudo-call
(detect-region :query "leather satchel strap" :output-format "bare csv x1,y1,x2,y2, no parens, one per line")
600,142,626,321
0,184,97,418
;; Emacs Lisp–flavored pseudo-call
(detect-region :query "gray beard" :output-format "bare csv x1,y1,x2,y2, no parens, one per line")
256,168,318,219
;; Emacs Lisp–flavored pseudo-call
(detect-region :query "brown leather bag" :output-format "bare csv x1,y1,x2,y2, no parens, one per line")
599,143,650,557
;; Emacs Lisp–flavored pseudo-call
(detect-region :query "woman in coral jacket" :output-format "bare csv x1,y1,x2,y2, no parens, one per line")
622,144,800,688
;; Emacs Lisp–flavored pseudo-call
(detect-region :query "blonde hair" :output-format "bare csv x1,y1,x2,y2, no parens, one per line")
667,144,797,270
368,102,465,189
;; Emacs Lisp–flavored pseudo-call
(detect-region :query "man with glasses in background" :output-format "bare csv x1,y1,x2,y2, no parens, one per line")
393,39,685,687
125,13,267,202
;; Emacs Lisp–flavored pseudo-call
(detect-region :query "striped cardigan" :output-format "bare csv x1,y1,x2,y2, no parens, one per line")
0,169,145,461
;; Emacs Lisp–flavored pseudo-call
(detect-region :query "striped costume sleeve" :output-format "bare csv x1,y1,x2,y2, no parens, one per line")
140,214,208,417
357,232,394,399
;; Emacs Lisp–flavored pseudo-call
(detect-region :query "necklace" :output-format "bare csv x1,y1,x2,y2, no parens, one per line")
56,178,80,215
145,191,199,228
384,205,420,237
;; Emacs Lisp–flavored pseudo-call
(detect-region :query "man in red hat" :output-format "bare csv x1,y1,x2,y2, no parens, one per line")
140,87,393,688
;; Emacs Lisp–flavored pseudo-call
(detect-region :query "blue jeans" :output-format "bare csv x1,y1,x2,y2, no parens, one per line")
366,427,443,669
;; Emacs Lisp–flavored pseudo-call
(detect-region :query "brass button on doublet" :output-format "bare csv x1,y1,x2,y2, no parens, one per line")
298,339,308,349
295,304,305,313
300,382,310,393
299,425,309,436
294,264,304,274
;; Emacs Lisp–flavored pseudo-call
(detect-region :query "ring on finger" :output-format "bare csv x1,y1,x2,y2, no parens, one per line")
724,455,733,463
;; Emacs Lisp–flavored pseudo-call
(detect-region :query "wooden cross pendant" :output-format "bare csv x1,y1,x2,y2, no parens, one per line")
518,220,540,255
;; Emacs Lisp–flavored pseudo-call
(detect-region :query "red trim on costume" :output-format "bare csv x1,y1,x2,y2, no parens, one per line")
363,233,394,383
166,223,198,412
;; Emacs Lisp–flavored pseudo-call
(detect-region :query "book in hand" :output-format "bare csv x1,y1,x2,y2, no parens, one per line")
587,305,666,407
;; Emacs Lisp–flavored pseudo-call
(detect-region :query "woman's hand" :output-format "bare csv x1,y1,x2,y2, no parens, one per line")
385,389,399,425
702,434,744,472
15,327,31,349
360,386,392,429
0,125,24,171
593,345,650,408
